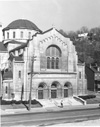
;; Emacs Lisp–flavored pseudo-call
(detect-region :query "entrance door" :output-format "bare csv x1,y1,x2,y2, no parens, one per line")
38,90,43,99
64,89,68,97
51,90,56,98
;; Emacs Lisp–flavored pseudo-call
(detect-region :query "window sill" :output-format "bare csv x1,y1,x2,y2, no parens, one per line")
46,69,62,72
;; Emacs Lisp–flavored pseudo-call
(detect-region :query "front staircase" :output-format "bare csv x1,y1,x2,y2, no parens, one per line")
37,96,86,108
37,99,56,108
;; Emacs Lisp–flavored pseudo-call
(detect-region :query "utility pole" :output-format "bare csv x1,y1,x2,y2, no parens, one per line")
28,56,36,111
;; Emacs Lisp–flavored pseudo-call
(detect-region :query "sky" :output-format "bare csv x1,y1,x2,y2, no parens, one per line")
0,0,100,32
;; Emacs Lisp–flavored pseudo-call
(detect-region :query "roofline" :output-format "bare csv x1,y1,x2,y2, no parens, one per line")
3,27,42,33
9,40,30,52
4,40,25,45
9,27,70,52
85,65,94,73
41,28,53,34
85,65,100,73
37,27,67,37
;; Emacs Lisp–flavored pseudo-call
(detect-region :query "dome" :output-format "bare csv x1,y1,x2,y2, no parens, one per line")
3,19,42,32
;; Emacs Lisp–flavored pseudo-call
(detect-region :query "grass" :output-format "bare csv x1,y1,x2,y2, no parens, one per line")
79,91,100,104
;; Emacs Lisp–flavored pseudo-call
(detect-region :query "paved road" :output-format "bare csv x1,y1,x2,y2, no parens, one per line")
1,107,100,126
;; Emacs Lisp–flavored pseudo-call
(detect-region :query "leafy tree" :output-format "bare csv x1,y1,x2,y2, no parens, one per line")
59,26,100,66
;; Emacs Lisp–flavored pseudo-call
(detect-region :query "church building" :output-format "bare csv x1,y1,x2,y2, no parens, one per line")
0,19,87,101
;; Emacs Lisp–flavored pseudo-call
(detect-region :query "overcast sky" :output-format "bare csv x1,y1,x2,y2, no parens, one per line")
0,0,100,32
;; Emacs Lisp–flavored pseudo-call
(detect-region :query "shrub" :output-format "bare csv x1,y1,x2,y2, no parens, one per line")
1,100,22,105
78,95,96,100
14,100,22,104
0,99,42,106
1,100,12,105
31,99,39,104
22,100,28,104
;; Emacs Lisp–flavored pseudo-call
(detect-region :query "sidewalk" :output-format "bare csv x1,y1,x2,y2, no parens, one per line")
1,103,100,115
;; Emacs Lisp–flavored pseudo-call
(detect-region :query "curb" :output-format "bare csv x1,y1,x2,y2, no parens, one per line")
1,104,100,116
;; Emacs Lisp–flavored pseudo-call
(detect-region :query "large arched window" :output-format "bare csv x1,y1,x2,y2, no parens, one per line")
46,45,61,69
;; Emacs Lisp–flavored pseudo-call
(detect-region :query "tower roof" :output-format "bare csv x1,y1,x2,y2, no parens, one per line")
3,19,42,32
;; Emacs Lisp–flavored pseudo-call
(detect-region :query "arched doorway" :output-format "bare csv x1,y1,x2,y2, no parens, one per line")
64,82,73,97
38,82,47,99
51,81,61,98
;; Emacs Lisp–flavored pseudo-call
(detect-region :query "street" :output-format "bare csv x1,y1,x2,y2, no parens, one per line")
1,107,100,126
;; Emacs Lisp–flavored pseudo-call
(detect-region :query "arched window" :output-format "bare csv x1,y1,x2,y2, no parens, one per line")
7,32,9,39
5,86,8,94
13,31,16,38
28,32,31,39
46,45,61,69
20,31,23,38
52,57,55,69
56,58,59,69
47,57,50,69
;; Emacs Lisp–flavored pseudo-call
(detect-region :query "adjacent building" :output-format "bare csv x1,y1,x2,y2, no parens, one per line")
85,65,100,92
0,24,8,97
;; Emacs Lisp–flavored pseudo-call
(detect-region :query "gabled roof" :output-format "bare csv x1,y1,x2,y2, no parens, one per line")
41,27,67,37
85,65,100,73
42,28,53,34
78,59,84,64
90,66,99,73
0,42,7,52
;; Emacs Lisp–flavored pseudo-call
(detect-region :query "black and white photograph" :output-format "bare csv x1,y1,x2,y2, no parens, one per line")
0,0,100,126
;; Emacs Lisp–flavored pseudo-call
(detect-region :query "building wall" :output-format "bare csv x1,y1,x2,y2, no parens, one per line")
28,28,77,73
2,80,13,100
85,66,95,91
13,61,24,100
0,70,2,97
1,28,87,100
3,29,37,42
77,64,87,95
25,28,79,100
27,73,77,100
0,24,2,41
3,29,37,51
0,52,8,97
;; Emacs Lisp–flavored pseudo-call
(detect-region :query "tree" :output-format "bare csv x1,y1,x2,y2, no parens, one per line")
79,26,89,34
59,26,100,66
